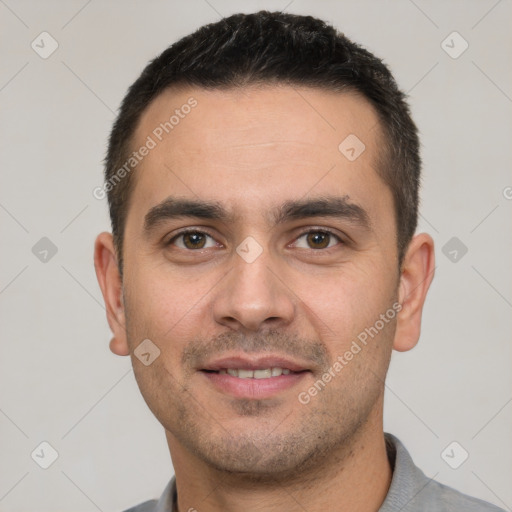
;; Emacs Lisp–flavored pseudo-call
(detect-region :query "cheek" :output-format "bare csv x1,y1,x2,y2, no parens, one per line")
297,260,397,356
129,355,186,431
123,266,213,362
126,265,195,325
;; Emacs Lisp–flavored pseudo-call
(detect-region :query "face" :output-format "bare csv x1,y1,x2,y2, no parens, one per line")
99,85,416,479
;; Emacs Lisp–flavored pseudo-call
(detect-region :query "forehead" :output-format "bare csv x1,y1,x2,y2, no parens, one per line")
128,85,391,225
136,84,381,158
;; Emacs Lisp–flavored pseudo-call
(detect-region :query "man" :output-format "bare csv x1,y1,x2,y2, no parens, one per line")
94,11,503,512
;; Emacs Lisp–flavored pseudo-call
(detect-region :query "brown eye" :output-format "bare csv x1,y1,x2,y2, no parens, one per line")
170,231,216,250
294,230,341,250
306,232,330,249
183,232,206,249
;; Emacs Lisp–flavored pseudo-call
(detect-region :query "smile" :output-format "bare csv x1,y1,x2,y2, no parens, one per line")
201,370,308,399
215,367,292,378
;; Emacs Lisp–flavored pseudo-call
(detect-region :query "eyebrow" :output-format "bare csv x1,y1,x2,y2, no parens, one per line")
143,195,371,233
272,196,371,230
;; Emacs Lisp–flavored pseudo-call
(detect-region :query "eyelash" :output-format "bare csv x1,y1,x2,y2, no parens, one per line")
166,228,344,251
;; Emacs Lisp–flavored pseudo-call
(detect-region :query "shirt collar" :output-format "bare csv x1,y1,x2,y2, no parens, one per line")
379,433,432,511
154,477,177,512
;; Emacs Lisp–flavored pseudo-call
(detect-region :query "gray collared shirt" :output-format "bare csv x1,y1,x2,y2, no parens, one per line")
124,433,505,511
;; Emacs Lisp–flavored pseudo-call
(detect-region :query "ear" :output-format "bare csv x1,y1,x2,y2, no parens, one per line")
393,233,435,352
94,232,130,356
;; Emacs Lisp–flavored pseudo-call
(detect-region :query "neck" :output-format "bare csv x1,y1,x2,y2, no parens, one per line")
166,419,392,512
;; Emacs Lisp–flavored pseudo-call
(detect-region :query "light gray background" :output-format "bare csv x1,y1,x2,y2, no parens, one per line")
1,1,511,510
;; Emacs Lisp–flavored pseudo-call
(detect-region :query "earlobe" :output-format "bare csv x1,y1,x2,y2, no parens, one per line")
393,233,435,352
94,232,130,356
109,336,130,356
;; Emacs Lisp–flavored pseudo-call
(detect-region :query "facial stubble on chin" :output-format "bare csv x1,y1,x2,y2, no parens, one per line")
154,329,389,482
171,374,383,485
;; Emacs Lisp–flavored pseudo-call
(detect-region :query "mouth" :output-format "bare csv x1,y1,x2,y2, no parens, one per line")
199,355,311,399
205,367,294,378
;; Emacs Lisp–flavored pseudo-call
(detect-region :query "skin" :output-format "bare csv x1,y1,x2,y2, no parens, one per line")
95,85,435,512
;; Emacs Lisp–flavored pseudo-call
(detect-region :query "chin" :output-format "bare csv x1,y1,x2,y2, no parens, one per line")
186,429,333,483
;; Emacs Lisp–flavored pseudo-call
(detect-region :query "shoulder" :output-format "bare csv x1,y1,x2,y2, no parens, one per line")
121,478,175,512
382,433,506,512
122,499,158,512
412,478,506,511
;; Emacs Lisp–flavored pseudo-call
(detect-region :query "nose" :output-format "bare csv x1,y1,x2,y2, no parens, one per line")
212,247,295,333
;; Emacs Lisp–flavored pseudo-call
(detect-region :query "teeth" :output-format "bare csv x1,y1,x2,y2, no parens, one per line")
219,367,292,379
254,369,272,379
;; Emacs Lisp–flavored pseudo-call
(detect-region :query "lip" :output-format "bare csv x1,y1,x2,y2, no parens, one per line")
200,354,310,372
201,371,308,399
199,354,311,399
